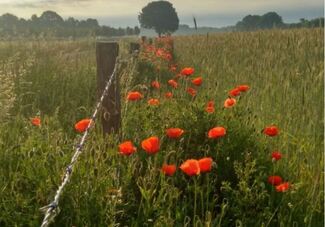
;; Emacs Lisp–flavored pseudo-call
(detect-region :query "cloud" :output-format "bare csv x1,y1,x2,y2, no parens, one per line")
13,3,37,8
0,0,323,26
171,0,323,15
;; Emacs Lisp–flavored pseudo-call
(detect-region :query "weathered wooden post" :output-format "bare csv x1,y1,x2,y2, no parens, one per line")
141,36,147,44
96,42,121,135
129,42,140,54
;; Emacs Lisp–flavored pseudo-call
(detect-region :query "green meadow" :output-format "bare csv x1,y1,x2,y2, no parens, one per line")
0,28,323,226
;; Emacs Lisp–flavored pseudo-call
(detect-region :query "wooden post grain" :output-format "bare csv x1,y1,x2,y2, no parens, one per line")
96,42,120,135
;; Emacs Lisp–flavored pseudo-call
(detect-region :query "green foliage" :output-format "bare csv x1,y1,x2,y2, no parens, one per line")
139,1,179,36
236,12,284,31
121,53,277,225
39,11,64,25
289,17,324,29
220,157,272,226
235,12,324,31
0,28,323,226
174,28,324,225
0,12,141,38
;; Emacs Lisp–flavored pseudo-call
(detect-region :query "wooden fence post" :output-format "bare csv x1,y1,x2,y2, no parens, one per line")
129,42,140,54
141,36,147,44
96,42,121,135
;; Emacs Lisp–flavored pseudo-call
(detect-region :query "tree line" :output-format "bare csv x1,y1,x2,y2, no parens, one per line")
235,12,324,31
137,1,323,36
0,11,140,39
0,7,323,39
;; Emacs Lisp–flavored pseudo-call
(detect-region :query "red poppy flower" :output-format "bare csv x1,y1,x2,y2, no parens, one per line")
208,127,226,139
127,91,143,101
180,67,195,76
229,88,241,97
263,125,279,137
151,81,160,89
275,182,290,192
119,141,137,156
168,79,178,88
271,151,282,161
75,119,92,133
165,92,173,99
148,98,159,106
161,164,176,176
198,157,213,173
166,128,184,139
141,136,160,154
164,53,172,61
31,117,41,126
205,101,215,113
224,98,236,108
268,175,283,186
180,159,200,176
155,48,164,57
192,77,203,86
187,87,197,97
237,85,250,92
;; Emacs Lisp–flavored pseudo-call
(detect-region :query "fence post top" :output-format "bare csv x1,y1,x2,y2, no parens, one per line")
96,40,118,43
96,41,118,44
96,42,119,52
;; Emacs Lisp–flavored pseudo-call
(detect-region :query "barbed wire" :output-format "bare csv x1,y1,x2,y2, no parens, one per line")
39,57,121,227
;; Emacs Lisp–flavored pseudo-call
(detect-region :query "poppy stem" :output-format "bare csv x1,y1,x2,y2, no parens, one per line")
193,178,197,226
205,173,210,212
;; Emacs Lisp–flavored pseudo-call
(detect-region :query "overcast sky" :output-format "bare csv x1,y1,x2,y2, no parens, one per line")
0,0,323,27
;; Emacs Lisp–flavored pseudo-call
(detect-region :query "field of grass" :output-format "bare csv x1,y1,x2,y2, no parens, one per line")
0,28,323,226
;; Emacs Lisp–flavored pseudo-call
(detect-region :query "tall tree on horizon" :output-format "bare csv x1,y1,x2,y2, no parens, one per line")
138,1,179,37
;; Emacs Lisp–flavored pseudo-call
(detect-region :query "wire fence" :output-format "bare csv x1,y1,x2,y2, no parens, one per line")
39,58,120,227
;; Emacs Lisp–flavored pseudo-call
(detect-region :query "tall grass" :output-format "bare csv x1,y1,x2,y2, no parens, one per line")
0,28,323,226
173,28,324,225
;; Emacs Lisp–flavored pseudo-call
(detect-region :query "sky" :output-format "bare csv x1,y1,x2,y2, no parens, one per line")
0,0,323,27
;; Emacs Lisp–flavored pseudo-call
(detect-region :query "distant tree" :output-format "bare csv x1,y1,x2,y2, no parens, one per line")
2,13,18,21
0,13,19,35
300,18,307,23
179,24,190,29
0,13,19,26
236,12,284,31
126,26,133,35
85,18,99,27
31,14,38,22
65,17,78,27
236,15,261,30
287,17,324,29
134,26,141,35
117,27,125,36
39,11,63,25
138,1,179,36
260,12,283,29
309,17,324,27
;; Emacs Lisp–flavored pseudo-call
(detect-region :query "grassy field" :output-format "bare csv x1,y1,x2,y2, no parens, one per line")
0,28,323,226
